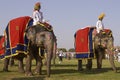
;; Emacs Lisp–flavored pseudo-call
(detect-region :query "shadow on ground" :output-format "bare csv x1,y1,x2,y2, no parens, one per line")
51,64,120,75
12,76,45,80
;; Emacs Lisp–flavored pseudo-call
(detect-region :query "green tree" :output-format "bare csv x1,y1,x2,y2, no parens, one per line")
68,48,75,52
58,48,67,52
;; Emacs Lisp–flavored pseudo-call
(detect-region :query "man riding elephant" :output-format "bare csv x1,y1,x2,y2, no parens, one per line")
32,2,44,25
96,13,105,34
32,2,53,33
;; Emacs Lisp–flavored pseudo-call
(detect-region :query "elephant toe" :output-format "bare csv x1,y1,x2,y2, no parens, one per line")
3,69,9,72
78,68,84,71
114,69,117,73
34,71,42,75
25,72,33,76
19,70,25,73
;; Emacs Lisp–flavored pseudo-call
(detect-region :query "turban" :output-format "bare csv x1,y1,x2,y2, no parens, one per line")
98,13,105,20
34,2,41,10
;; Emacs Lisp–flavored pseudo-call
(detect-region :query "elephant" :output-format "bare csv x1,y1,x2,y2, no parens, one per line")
1,16,33,73
0,16,56,77
3,55,25,73
25,23,56,77
93,31,117,72
75,27,117,72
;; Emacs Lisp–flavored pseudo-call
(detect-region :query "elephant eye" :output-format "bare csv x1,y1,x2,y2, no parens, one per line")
29,29,35,34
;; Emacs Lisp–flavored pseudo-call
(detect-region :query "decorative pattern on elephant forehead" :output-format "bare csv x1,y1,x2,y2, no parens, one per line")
47,34,52,40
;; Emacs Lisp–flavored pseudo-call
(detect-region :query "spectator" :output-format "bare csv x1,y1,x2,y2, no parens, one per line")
58,50,63,64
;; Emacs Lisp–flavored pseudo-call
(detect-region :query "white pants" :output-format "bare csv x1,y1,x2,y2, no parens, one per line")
117,53,120,62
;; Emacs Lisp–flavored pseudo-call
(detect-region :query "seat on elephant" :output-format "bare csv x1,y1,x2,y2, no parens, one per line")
35,22,53,32
93,28,112,37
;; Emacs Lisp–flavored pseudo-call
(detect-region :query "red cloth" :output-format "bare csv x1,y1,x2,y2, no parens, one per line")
104,29,111,33
75,27,90,53
8,16,31,48
0,36,5,55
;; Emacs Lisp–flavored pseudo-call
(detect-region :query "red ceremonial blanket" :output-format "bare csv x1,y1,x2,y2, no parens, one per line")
104,29,111,34
74,27,94,59
75,27,90,53
3,16,33,58
8,16,30,47
0,36,5,58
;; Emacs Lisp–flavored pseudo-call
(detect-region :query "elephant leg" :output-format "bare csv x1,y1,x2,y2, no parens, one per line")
3,58,9,72
34,56,42,75
52,52,56,65
97,53,103,69
86,59,92,70
45,40,53,77
46,54,51,77
18,58,24,73
46,48,52,77
25,54,32,76
78,60,83,71
52,42,56,65
109,54,117,72
9,57,14,66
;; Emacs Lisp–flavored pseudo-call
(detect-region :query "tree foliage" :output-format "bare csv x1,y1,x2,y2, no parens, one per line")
58,48,67,52
68,48,75,52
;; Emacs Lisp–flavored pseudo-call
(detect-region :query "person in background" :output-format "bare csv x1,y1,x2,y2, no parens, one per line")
32,2,44,25
96,13,105,33
58,50,63,64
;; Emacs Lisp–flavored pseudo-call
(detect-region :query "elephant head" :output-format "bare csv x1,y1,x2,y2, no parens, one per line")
94,33,109,49
25,26,36,44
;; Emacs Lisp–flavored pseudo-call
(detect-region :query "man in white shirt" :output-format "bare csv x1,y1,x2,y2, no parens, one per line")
32,2,54,34
58,50,63,64
32,2,44,25
96,13,105,33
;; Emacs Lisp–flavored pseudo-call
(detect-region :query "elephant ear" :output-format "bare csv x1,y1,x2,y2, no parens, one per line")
94,35,101,46
107,30,113,37
25,26,36,33
25,26,36,42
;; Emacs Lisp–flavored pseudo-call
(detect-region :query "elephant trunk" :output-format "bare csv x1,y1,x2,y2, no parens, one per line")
106,49,117,72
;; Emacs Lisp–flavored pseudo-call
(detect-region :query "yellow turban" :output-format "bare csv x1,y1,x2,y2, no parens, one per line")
98,13,105,20
34,2,41,10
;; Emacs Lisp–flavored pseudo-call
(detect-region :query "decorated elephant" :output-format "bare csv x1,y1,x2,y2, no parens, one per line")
93,29,116,72
0,16,33,73
25,23,56,77
74,27,117,72
0,16,56,77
